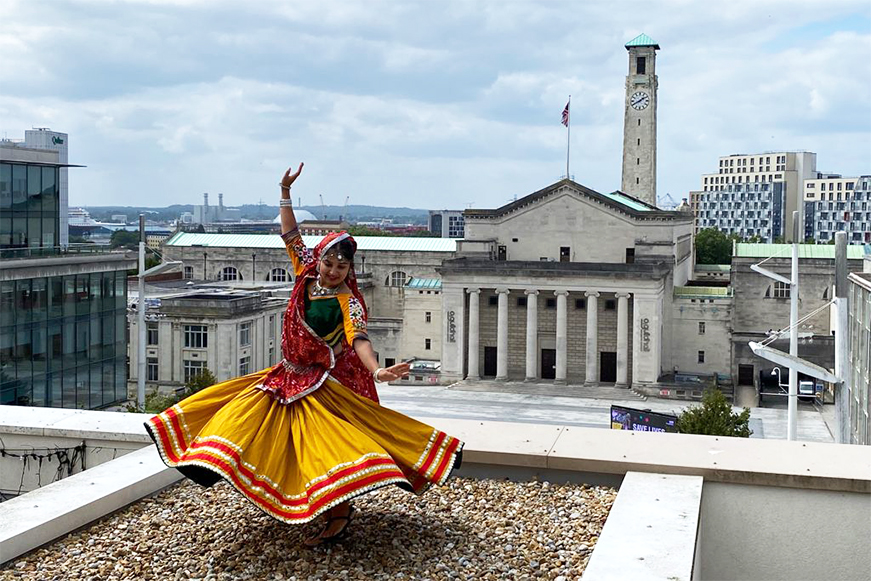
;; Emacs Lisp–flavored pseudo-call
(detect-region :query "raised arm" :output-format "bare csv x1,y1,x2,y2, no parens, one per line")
279,163,304,235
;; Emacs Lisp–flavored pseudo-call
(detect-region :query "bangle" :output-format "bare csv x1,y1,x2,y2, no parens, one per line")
279,182,290,189
279,199,293,207
373,368,384,382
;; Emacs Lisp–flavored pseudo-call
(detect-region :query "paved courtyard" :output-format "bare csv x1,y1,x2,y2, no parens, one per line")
379,380,835,444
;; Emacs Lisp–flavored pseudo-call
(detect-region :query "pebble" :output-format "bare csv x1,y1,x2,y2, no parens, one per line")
0,477,615,581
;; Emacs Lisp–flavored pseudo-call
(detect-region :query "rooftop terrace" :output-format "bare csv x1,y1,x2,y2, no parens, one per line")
1,399,869,579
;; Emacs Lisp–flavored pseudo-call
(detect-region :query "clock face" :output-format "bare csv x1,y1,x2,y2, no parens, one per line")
630,91,650,110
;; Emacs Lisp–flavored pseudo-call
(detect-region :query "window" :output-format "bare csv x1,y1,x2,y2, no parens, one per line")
773,282,790,299
625,248,635,263
636,56,646,74
387,271,408,287
147,357,158,381
183,359,207,382
239,321,251,347
560,246,570,262
604,299,616,311
268,315,276,339
575,298,586,310
239,355,251,375
425,338,431,350
516,297,527,307
268,345,275,364
385,357,396,368
184,324,208,348
698,351,705,364
146,323,159,345
698,322,706,335
183,266,194,279
636,177,640,185
219,266,240,281
488,295,498,306
269,268,288,282
425,311,432,323
545,298,556,309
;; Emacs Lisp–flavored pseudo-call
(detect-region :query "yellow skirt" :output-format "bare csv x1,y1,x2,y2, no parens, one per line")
145,370,463,524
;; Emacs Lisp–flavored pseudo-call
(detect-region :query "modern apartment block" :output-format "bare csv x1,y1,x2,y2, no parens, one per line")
429,210,465,238
803,174,871,244
695,152,817,242
1,131,135,409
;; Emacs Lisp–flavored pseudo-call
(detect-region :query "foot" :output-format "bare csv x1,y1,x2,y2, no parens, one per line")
304,503,356,547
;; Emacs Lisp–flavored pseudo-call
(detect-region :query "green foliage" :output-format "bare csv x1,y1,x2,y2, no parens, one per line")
773,235,786,244
347,225,398,237
676,389,753,438
694,228,732,265
110,230,140,248
125,369,217,414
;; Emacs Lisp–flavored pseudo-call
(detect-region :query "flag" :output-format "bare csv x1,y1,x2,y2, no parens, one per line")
561,101,570,127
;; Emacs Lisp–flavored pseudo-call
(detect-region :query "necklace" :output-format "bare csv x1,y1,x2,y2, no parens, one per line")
311,275,340,297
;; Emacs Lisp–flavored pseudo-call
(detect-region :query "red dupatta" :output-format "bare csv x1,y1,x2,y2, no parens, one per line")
257,231,378,404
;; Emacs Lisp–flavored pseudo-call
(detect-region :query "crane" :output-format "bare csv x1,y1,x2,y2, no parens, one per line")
319,194,326,220
341,196,350,222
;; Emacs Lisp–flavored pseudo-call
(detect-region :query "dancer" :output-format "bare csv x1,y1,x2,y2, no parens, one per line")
145,162,463,546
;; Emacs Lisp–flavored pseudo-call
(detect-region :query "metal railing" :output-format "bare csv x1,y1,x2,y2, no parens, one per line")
0,244,119,261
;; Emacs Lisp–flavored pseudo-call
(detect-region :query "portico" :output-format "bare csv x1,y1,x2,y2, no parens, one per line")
438,178,693,389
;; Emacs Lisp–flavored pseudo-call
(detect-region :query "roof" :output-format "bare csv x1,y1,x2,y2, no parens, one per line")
694,264,732,272
625,33,660,50
164,232,457,252
674,286,733,298
734,243,866,260
601,191,654,212
464,179,681,221
406,278,442,290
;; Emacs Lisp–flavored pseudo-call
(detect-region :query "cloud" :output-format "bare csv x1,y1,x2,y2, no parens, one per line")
0,0,868,209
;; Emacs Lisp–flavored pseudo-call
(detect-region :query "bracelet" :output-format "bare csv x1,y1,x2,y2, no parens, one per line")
373,368,384,382
279,182,291,189
279,199,293,207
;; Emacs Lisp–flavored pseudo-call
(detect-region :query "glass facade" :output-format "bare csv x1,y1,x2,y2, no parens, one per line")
0,162,60,249
0,271,128,408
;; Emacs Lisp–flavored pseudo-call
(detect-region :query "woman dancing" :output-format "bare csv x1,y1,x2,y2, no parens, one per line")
145,163,463,546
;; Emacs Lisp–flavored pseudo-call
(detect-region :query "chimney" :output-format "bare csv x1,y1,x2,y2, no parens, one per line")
204,193,209,207
218,193,224,210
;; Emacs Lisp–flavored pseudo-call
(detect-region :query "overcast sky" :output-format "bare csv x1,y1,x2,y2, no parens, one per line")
1,0,869,210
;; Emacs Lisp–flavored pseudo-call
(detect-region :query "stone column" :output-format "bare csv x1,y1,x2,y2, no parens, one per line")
524,289,539,381
467,288,481,379
555,290,569,384
585,291,600,385
616,292,630,387
496,288,510,381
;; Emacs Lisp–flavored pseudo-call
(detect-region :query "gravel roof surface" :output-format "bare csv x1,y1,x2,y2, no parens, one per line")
1,477,615,581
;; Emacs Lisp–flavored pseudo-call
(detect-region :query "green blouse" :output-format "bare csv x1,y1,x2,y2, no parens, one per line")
304,292,345,347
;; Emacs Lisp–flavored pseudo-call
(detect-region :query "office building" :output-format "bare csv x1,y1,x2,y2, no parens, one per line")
429,210,465,238
1,132,135,409
803,174,871,244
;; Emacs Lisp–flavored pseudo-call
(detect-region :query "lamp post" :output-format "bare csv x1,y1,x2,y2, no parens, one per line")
771,367,784,389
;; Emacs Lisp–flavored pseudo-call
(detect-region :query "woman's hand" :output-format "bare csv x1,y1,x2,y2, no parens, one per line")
376,362,411,382
281,163,304,190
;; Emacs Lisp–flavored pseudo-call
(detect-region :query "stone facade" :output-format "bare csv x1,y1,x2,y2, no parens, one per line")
621,36,659,206
729,250,865,390
441,178,693,391
128,291,286,395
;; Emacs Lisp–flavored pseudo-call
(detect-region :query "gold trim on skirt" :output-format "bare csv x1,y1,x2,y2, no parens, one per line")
145,370,463,524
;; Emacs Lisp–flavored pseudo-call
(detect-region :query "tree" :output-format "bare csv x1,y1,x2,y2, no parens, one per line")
184,369,217,394
110,230,140,249
694,228,732,265
125,369,217,414
676,389,752,438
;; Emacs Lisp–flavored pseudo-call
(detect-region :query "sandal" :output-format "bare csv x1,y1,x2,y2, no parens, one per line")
304,505,356,547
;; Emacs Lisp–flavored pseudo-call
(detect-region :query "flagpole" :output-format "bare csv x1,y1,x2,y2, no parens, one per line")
566,95,571,180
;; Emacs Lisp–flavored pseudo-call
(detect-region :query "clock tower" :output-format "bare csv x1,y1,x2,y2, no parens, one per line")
621,33,660,207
